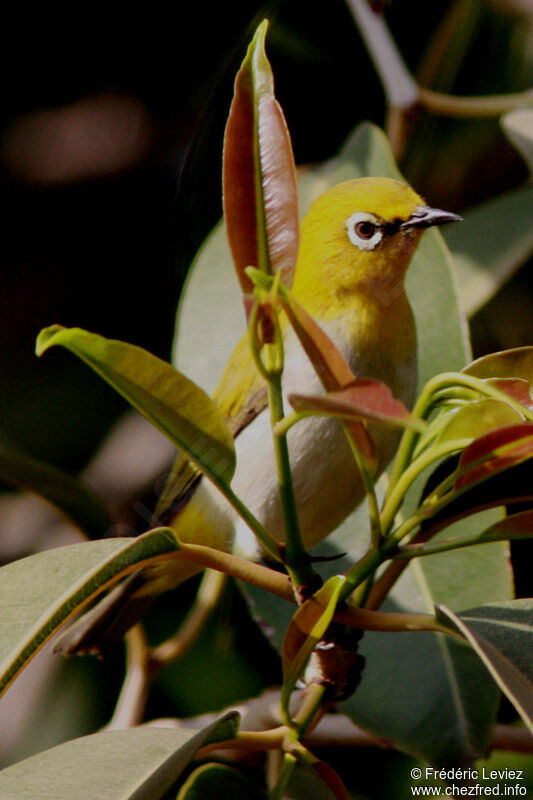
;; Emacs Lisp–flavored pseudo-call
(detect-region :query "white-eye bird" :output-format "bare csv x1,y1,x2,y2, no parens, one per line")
58,176,461,654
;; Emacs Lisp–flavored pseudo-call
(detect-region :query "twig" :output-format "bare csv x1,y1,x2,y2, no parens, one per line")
196,721,532,758
147,541,450,634
346,0,533,159
150,569,226,667
418,88,533,118
346,0,418,109
103,624,152,730
308,719,531,755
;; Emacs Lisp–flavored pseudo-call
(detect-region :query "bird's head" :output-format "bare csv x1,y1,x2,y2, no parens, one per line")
292,177,461,314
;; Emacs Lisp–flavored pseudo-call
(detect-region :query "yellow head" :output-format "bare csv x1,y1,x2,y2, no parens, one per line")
292,177,460,317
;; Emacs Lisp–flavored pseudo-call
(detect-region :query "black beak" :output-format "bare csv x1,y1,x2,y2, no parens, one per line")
400,205,462,231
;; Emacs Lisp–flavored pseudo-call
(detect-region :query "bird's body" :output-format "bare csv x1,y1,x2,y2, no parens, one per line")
170,177,424,558
58,177,461,652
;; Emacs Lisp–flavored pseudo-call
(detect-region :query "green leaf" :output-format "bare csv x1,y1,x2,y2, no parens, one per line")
436,601,533,731
464,346,533,388
434,399,524,446
0,529,179,695
177,763,265,800
223,20,299,293
0,446,111,540
443,185,533,316
0,713,239,800
36,325,236,488
342,510,512,765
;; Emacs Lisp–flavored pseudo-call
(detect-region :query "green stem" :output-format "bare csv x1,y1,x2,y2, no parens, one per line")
346,0,418,109
222,482,282,561
150,570,226,667
419,87,533,118
269,753,297,800
277,414,382,546
388,371,533,495
291,683,328,740
395,528,533,559
269,375,319,591
104,625,151,730
349,572,376,608
380,439,471,536
248,298,319,590
344,422,383,546
339,547,386,604
275,409,309,437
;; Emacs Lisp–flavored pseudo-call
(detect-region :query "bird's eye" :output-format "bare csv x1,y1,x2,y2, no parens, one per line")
354,220,376,239
346,212,383,251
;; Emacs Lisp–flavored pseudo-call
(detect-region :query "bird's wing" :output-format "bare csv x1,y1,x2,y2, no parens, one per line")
153,332,268,524
212,332,268,436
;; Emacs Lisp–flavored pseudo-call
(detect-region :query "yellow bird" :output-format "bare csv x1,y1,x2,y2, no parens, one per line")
59,176,461,653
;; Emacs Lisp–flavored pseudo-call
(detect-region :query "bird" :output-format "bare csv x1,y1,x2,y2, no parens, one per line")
56,176,461,655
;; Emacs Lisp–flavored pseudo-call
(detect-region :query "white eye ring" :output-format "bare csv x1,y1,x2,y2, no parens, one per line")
346,212,383,251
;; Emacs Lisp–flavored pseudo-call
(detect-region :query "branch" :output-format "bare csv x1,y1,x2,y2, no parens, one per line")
346,0,418,109
103,624,152,730
150,569,226,667
346,0,533,157
151,542,448,634
419,88,533,118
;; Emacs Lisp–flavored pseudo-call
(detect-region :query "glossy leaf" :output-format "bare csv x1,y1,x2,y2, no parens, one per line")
37,325,236,488
486,378,533,412
0,528,179,695
177,763,265,800
223,20,299,294
289,379,426,432
436,601,533,731
0,713,239,800
443,184,533,315
0,446,111,540
455,423,533,491
434,399,524,446
464,346,533,387
342,510,511,765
